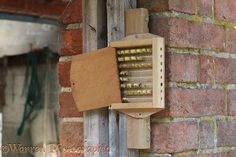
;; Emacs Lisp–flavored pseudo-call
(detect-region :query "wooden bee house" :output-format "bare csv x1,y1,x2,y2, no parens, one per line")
70,36,165,114
70,8,165,150
109,36,165,117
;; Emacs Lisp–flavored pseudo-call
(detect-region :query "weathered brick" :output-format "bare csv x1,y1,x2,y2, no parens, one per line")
59,92,83,118
154,88,225,118
61,153,83,157
228,90,236,115
215,0,236,22
151,122,198,153
169,0,196,14
215,58,236,83
58,61,71,87
226,29,236,54
151,18,224,51
198,0,214,17
150,17,169,40
61,29,83,55
0,0,66,16
59,48,82,56
60,122,83,147
138,0,196,14
200,57,236,83
217,120,236,147
174,152,228,157
166,53,199,82
59,0,82,24
168,19,224,50
228,151,236,157
200,56,215,83
199,120,215,149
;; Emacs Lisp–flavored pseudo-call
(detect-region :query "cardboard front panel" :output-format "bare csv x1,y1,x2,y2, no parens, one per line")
70,47,121,111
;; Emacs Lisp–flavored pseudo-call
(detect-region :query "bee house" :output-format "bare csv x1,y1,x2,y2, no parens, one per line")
109,36,165,117
70,36,165,115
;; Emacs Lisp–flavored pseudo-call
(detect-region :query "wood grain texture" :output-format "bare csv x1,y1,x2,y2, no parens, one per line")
125,8,149,35
107,0,139,156
71,48,121,111
82,0,109,156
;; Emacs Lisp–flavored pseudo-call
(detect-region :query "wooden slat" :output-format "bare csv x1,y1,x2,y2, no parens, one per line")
127,116,150,149
109,38,152,48
125,8,149,36
83,0,109,156
122,8,151,150
152,37,165,108
71,48,121,112
107,0,138,157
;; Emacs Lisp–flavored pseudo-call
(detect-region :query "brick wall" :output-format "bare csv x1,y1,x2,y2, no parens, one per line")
58,0,84,156
0,0,66,18
138,0,236,156
58,0,236,156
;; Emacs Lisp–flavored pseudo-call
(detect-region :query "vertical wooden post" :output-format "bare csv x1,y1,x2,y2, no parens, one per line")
83,0,108,157
107,0,138,156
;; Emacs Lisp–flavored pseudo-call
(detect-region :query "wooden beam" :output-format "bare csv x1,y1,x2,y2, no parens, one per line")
107,0,138,156
83,0,108,156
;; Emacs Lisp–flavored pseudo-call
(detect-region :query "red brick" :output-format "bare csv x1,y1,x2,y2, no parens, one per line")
0,0,66,16
25,1,66,16
215,58,236,83
226,29,236,54
166,53,199,82
228,90,236,115
228,151,236,157
215,0,236,23
200,56,215,83
174,153,228,157
154,88,225,118
138,0,196,14
61,29,83,55
200,57,236,83
60,122,83,147
59,48,82,56
169,19,224,50
199,120,215,149
59,92,83,118
59,0,82,24
150,18,169,40
151,121,198,153
61,153,83,157
217,120,236,146
198,0,214,17
169,0,196,14
58,61,71,87
151,18,224,51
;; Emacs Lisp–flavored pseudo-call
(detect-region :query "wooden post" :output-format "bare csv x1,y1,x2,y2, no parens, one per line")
107,0,139,156
124,8,152,149
83,0,108,157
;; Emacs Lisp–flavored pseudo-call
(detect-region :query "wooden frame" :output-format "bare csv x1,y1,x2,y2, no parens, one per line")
109,37,165,117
